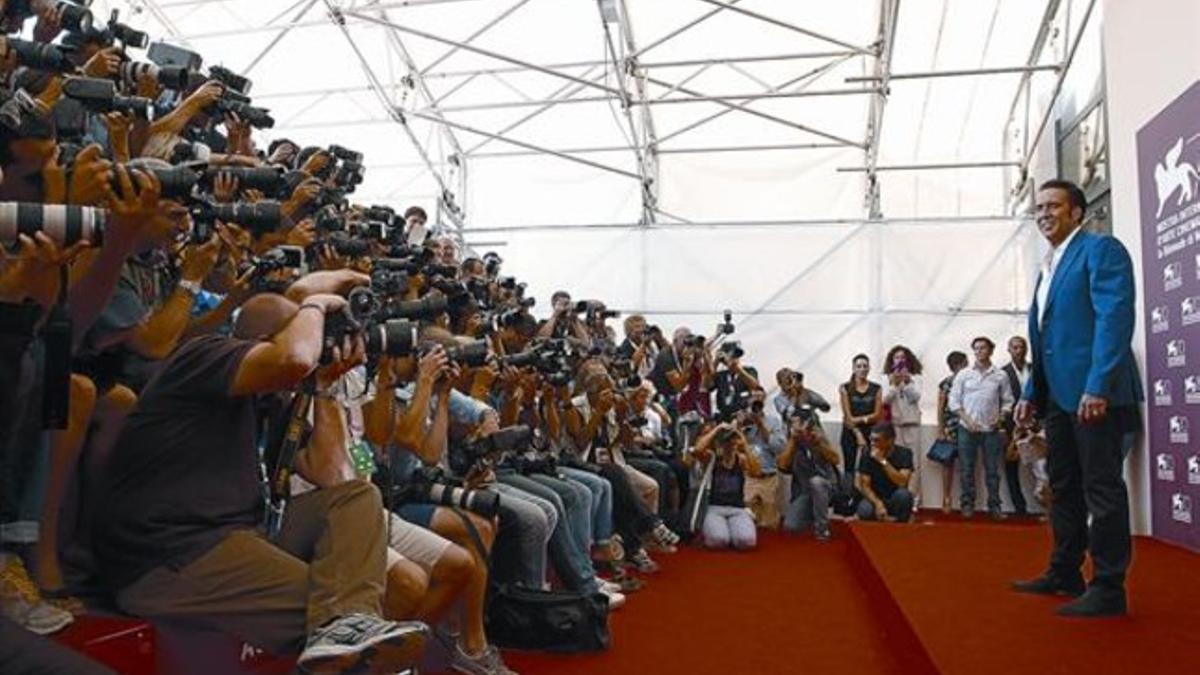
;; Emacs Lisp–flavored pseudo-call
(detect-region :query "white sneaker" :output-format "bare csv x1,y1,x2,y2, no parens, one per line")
599,587,626,610
297,613,429,674
596,578,622,595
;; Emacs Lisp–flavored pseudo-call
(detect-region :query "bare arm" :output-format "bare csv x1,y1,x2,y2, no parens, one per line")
229,296,341,396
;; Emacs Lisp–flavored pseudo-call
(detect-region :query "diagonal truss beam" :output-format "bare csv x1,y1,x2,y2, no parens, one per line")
648,54,867,148
630,0,742,58
694,0,873,55
322,0,463,227
342,10,623,97
241,0,321,75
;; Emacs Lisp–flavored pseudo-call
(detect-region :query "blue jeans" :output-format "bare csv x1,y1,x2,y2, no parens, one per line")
957,428,1003,512
855,488,914,522
529,473,592,554
497,474,598,593
487,482,553,588
559,467,613,544
783,474,832,536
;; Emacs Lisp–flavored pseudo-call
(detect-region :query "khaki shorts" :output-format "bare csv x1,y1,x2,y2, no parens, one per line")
384,511,452,572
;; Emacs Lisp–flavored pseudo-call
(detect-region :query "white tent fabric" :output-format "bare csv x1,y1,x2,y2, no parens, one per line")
85,0,1084,418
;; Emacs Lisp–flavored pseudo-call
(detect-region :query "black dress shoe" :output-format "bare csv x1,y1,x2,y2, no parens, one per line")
1056,587,1127,618
1011,573,1086,597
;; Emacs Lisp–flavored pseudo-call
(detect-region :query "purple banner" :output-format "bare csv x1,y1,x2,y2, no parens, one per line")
1138,79,1200,552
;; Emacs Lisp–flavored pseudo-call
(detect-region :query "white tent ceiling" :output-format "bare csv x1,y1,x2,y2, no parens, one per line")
93,0,1066,228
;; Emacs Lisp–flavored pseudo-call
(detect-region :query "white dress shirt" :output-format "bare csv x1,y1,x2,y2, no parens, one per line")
1036,226,1081,327
948,364,1014,432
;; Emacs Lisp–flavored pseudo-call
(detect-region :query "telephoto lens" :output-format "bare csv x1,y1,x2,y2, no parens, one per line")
444,339,490,368
8,39,75,73
55,1,94,33
202,166,287,196
202,201,283,236
385,295,449,321
0,202,106,247
364,319,419,358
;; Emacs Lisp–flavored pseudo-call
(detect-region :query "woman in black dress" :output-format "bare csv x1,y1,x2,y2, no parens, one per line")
838,353,883,482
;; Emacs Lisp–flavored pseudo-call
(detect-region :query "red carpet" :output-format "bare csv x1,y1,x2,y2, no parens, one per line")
51,517,1200,674
848,518,1200,675
503,528,908,675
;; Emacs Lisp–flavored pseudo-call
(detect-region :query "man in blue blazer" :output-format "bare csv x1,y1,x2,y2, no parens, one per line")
1012,179,1140,617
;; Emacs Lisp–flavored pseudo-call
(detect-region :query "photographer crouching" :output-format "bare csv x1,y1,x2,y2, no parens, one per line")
92,280,428,673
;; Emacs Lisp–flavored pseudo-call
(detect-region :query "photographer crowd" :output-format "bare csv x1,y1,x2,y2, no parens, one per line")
0,2,1073,673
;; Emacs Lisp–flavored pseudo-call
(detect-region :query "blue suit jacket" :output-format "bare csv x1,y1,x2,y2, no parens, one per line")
1023,230,1143,412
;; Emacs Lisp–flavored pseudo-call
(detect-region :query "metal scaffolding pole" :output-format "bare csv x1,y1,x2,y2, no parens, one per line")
418,0,534,76
847,64,1060,83
1002,0,1063,205
321,1,463,228
342,10,623,97
407,87,879,114
1015,0,1098,183
591,0,660,225
241,0,321,75
694,0,872,55
646,62,867,148
460,214,1021,235
631,0,743,58
655,52,859,146
863,0,899,219
838,161,1020,172
401,108,643,181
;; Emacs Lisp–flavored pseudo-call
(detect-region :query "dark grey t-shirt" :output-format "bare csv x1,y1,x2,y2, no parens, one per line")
96,335,260,589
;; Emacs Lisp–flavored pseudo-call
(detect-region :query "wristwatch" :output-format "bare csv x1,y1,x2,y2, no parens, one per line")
177,279,202,297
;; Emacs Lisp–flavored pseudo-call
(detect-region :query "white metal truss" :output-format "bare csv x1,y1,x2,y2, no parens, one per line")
136,0,1077,227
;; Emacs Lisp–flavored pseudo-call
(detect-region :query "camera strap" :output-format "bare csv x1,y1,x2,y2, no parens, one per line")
263,379,315,539
41,266,72,430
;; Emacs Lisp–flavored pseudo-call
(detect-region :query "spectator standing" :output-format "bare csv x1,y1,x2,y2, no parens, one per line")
936,351,969,512
1001,336,1031,516
949,337,1014,519
838,354,882,482
882,345,923,510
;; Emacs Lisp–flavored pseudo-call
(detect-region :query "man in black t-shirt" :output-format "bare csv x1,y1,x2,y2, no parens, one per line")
95,288,428,673
854,423,915,522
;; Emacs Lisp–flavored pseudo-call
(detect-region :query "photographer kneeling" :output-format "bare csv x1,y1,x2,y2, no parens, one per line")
93,288,427,673
688,423,762,550
777,410,841,542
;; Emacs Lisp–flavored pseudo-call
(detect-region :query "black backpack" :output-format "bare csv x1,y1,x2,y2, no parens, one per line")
448,509,611,653
485,584,610,653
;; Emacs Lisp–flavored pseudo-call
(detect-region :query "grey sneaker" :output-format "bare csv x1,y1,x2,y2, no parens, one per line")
297,613,429,674
450,642,518,675
629,550,659,574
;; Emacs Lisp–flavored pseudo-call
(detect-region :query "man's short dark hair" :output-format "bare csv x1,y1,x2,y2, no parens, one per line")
1008,335,1028,348
1038,179,1088,215
946,350,968,369
403,206,427,222
552,290,571,304
870,422,896,440
971,336,995,351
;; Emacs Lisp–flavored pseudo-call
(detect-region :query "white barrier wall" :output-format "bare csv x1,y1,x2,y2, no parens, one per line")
1103,0,1200,535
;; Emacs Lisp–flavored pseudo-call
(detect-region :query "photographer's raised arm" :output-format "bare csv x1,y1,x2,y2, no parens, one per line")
68,165,154,347
228,294,342,396
127,235,221,360
295,336,365,488
149,80,223,138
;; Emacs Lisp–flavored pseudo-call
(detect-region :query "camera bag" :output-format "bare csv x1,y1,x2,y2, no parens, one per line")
485,584,611,653
448,508,611,653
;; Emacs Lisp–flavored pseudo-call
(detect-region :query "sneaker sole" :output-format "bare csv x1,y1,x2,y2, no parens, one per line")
299,628,429,674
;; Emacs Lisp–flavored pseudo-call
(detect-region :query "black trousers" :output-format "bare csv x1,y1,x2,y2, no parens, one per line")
1004,457,1028,514
1043,404,1133,590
